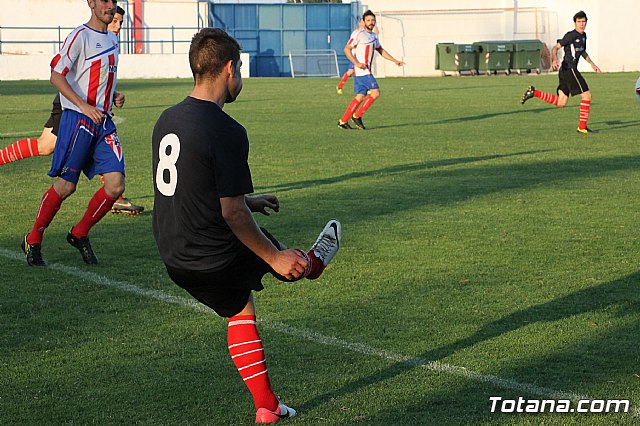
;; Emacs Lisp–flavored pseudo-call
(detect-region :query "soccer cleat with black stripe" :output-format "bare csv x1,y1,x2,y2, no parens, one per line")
67,229,98,265
22,235,46,267
306,219,341,280
521,85,535,104
351,114,366,130
338,120,352,130
255,402,297,424
577,127,597,134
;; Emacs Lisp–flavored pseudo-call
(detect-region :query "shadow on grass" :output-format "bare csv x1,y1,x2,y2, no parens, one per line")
297,271,640,422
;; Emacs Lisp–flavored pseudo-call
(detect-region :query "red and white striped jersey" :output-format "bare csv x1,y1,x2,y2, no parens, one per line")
346,28,381,77
51,25,119,115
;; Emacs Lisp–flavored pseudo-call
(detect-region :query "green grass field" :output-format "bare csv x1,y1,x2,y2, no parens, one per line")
1,73,639,425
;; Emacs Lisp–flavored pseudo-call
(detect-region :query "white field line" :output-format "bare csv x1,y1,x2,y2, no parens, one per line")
1,247,637,416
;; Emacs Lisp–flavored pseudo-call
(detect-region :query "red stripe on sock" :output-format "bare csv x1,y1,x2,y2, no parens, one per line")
228,315,278,411
341,98,361,123
72,186,117,237
535,90,559,106
28,186,64,245
354,95,376,118
578,100,591,129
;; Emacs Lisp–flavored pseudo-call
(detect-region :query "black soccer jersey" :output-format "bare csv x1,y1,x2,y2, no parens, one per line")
558,29,587,70
152,97,254,271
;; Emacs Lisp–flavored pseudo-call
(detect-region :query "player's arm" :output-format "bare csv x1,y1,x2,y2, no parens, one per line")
377,47,404,66
220,195,307,280
550,42,562,71
245,194,279,216
582,53,602,74
50,71,104,124
344,44,366,70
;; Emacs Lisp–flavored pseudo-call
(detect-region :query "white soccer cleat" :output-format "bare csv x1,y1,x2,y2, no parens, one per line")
310,219,341,267
255,402,297,424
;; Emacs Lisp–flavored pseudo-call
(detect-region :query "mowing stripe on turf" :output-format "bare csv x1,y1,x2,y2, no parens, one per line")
1,247,637,416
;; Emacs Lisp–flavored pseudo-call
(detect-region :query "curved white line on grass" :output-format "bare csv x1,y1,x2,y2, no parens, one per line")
1,247,637,417
111,116,126,125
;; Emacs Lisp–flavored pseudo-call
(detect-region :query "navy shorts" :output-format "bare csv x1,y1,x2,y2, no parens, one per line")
165,228,288,318
48,110,125,183
354,74,379,95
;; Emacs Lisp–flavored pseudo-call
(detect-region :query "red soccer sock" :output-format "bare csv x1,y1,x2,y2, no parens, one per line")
534,90,559,106
354,95,376,118
337,71,350,89
579,100,591,130
71,187,117,238
228,315,279,411
340,98,361,123
304,249,325,280
27,186,64,245
0,138,39,165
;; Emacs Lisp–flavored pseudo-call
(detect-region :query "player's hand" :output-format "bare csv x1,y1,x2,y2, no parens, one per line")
246,194,279,216
80,103,105,124
356,62,367,70
592,64,602,74
396,60,405,66
271,249,309,281
113,91,125,108
551,58,560,71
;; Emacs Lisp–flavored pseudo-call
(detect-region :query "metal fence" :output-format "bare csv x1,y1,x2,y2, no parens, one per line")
0,25,201,55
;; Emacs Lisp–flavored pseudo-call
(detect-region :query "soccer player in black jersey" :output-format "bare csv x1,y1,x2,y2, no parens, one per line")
521,10,602,134
152,28,341,424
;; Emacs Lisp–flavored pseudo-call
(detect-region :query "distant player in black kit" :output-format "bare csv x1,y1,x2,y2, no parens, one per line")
152,28,341,424
521,10,602,134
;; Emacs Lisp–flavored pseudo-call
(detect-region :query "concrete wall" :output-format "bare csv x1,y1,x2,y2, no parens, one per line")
1,0,639,80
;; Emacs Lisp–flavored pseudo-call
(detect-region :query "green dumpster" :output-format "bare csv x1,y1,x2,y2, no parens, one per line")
473,41,513,75
511,39,544,74
435,43,479,75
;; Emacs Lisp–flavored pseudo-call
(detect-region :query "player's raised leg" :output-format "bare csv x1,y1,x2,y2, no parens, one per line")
304,219,341,279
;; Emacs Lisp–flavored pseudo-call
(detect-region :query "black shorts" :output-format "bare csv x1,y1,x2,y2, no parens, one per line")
44,97,62,136
557,67,589,97
165,228,286,318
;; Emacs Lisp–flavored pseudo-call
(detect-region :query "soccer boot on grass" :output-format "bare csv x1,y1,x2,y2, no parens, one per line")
67,229,98,265
577,127,597,134
520,85,535,104
351,115,366,130
22,235,46,267
336,86,343,95
338,120,352,130
111,197,145,215
306,219,341,280
256,402,297,424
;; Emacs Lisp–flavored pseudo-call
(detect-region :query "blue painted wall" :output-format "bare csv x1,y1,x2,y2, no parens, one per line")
209,2,360,77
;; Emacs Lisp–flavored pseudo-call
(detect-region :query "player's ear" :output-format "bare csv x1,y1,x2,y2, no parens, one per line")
225,60,235,78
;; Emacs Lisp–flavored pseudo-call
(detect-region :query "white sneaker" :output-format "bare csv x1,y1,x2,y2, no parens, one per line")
255,402,297,423
310,219,341,267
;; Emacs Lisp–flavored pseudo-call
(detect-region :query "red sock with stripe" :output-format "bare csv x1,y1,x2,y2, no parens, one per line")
0,138,39,165
228,315,279,411
534,90,559,106
354,95,376,118
340,99,360,123
578,100,591,130
71,186,117,238
27,186,64,245
337,71,350,89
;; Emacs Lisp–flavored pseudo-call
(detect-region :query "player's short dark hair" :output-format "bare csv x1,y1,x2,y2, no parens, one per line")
189,28,241,79
573,10,587,22
116,6,125,16
363,10,375,20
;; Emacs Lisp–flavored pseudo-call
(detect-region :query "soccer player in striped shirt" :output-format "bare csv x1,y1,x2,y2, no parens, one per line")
0,7,143,214
22,0,126,266
337,10,404,130
520,10,602,134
